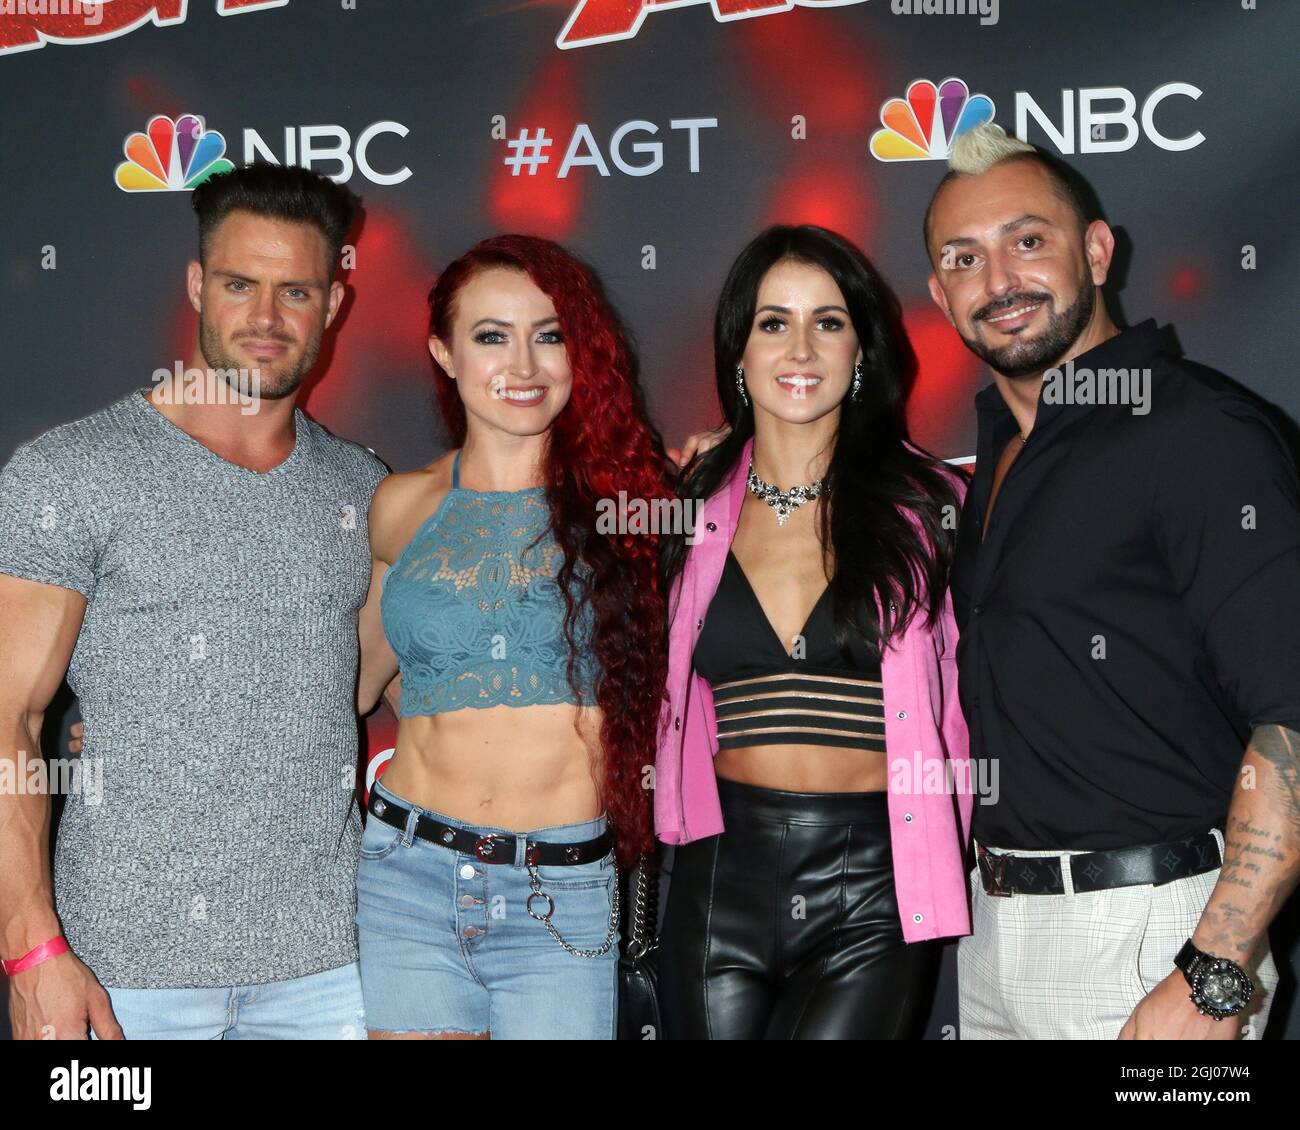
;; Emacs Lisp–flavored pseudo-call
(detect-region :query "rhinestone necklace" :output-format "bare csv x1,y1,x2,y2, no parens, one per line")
746,459,828,526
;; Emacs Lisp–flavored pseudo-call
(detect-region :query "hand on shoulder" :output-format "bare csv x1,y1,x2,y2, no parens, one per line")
671,423,731,469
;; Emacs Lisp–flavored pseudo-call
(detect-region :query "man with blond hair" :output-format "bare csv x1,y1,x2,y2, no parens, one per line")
925,123,1299,1039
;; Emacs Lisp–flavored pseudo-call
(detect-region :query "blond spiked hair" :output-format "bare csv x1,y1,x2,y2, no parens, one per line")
923,122,1091,257
948,122,1036,174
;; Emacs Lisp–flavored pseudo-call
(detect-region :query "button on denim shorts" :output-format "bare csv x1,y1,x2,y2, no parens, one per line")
355,776,620,1039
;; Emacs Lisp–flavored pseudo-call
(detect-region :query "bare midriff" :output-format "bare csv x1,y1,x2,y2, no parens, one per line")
379,703,605,831
714,744,888,793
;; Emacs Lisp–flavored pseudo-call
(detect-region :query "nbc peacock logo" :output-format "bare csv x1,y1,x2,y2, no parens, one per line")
869,78,996,162
115,114,235,192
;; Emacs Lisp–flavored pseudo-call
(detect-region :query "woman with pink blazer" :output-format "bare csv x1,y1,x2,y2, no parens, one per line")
655,225,973,1039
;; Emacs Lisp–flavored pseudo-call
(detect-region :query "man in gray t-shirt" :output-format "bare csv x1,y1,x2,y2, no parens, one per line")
0,164,388,1040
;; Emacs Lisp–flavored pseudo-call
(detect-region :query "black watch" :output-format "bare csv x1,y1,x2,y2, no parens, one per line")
1174,939,1254,1020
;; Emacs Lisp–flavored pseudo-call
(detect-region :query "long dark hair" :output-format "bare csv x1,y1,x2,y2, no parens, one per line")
662,225,962,651
428,236,670,866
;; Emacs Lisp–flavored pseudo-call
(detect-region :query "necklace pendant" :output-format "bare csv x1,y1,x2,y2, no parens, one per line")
747,459,825,527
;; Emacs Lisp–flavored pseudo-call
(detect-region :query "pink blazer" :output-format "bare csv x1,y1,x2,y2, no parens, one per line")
655,436,974,943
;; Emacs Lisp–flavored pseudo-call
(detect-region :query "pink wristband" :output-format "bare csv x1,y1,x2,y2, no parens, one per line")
2,936,70,976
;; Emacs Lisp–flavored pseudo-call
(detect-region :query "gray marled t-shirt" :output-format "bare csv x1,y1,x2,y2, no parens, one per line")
0,388,388,988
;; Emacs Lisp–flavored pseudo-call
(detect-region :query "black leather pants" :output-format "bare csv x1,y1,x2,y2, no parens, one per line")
658,778,938,1039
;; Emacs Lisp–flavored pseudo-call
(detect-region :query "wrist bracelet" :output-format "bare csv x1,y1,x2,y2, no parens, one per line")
1,936,70,976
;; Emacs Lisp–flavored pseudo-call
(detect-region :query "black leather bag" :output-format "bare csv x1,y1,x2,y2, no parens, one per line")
617,858,662,1040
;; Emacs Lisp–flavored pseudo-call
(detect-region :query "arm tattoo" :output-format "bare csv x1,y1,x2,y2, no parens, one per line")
1250,724,1300,836
1193,726,1300,957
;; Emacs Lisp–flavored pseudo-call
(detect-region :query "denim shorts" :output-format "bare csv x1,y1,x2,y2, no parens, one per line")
355,777,620,1039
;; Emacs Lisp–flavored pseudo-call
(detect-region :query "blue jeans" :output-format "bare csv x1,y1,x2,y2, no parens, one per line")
356,777,619,1039
92,962,366,1039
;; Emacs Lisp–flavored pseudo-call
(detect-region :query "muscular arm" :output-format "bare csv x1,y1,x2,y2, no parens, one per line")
0,574,83,962
0,573,121,1039
1193,724,1300,963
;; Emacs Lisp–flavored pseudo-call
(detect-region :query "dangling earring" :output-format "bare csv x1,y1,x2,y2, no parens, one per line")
850,361,863,402
735,365,749,408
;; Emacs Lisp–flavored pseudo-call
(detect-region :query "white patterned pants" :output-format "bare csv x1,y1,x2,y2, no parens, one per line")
958,832,1278,1040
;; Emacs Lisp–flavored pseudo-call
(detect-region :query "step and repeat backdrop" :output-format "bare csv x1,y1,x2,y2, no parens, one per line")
2,0,1298,1038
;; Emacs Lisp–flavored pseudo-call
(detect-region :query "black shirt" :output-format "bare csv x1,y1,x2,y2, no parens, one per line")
951,320,1300,850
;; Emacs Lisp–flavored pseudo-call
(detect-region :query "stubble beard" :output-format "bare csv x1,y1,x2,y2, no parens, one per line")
959,269,1096,379
198,310,323,402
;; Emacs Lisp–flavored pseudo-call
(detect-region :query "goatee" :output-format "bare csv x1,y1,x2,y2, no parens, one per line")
960,273,1096,378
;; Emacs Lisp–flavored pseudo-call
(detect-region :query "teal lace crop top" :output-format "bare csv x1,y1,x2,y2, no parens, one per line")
380,450,601,716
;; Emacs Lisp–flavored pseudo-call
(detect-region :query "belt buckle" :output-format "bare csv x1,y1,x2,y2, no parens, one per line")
473,833,509,863
982,846,1017,897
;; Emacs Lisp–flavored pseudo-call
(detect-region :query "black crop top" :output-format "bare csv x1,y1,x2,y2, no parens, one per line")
693,550,887,752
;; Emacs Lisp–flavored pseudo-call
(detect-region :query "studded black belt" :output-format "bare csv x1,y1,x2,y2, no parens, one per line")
367,790,613,866
976,830,1222,897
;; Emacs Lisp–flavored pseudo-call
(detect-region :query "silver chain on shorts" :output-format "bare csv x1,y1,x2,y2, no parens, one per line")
525,860,620,958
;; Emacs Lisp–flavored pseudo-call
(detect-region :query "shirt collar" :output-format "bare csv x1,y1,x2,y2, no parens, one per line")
973,318,1163,453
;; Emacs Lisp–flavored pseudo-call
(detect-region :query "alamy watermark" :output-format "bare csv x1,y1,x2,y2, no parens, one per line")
890,0,999,26
890,751,1000,806
1,750,103,806
150,362,262,415
50,1061,150,1109
0,0,102,24
595,493,704,544
1042,358,1151,416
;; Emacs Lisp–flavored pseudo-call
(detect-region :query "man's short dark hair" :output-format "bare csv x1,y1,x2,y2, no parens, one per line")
190,162,359,275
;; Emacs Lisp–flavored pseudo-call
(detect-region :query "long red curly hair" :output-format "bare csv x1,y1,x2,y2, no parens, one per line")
427,235,670,865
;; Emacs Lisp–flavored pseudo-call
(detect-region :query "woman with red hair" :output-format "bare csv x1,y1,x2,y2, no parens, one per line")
353,235,669,1039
